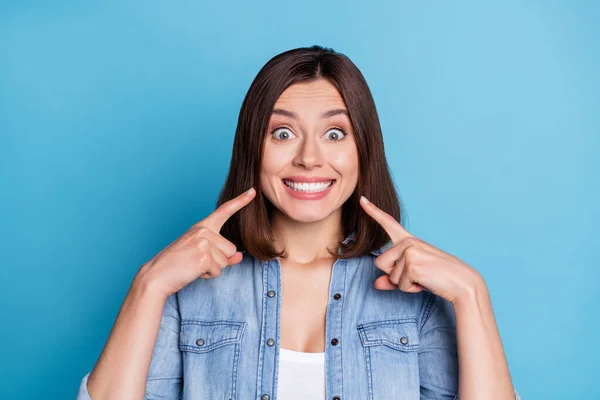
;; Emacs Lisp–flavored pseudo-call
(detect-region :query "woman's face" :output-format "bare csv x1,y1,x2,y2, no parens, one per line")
260,78,359,223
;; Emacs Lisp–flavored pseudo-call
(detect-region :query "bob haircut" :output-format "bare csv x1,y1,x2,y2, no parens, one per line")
216,45,404,261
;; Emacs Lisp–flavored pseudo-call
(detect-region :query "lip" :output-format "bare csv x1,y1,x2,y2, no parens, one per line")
282,176,336,183
281,179,336,200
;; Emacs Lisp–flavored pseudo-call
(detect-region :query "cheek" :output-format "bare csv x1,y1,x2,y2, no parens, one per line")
260,143,291,190
262,140,299,171
261,145,284,175
329,147,359,177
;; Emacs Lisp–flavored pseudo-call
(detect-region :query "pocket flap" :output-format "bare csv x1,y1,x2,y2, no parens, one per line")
180,320,246,353
356,318,419,351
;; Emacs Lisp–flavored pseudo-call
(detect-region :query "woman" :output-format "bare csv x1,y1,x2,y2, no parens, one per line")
77,45,521,399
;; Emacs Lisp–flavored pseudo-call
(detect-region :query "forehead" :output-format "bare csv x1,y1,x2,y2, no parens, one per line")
273,79,346,110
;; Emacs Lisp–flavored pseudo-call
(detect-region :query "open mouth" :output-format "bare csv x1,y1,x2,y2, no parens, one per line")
282,179,336,193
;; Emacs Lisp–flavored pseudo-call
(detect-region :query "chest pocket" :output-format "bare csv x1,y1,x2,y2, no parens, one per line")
179,320,246,400
356,318,420,400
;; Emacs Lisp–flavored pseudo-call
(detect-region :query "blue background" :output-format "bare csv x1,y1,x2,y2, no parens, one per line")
1,1,598,398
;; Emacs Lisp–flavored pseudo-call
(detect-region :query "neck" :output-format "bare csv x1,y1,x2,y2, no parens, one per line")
270,208,344,265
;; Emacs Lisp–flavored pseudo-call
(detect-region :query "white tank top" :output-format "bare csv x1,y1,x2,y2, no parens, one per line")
276,347,326,399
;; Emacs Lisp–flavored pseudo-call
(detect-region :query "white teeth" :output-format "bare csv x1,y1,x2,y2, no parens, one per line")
283,180,334,193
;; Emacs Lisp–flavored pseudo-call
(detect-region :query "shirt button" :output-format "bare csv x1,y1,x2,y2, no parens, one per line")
267,290,275,298
332,396,341,400
400,336,409,345
330,338,339,346
261,394,270,400
196,338,205,346
333,293,341,300
267,338,275,346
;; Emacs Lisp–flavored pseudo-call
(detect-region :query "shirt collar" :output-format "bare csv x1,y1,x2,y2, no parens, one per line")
341,231,393,256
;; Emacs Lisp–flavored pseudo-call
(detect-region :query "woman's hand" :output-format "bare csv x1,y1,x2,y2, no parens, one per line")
359,196,485,305
135,187,257,298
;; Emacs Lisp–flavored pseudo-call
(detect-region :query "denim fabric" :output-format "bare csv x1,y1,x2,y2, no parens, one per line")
77,234,521,399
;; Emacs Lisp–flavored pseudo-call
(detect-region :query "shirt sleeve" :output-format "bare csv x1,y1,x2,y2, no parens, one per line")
418,292,460,399
76,372,92,400
418,292,522,400
76,292,183,399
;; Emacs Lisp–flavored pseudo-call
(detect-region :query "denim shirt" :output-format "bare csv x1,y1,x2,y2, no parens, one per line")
77,234,521,400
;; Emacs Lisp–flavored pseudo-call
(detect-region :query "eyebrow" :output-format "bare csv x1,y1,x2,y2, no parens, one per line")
271,108,349,119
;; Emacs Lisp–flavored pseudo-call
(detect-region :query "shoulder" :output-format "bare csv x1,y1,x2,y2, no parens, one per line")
356,252,454,331
360,239,456,329
418,291,456,333
350,253,434,321
177,252,258,298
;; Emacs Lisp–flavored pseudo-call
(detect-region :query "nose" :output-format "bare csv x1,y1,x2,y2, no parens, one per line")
292,135,323,169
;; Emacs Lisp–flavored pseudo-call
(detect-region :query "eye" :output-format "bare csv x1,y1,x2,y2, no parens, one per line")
324,128,347,141
271,127,297,141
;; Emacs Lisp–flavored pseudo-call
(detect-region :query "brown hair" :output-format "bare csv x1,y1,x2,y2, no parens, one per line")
216,45,405,261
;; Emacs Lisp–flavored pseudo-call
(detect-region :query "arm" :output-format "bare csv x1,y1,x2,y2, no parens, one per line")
418,291,521,400
358,197,520,398
453,281,517,399
77,267,182,400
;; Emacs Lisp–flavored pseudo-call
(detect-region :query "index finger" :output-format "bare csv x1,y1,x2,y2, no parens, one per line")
360,196,413,244
203,187,256,231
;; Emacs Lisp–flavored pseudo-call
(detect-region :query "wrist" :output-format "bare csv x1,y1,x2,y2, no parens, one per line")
453,274,489,309
132,263,169,301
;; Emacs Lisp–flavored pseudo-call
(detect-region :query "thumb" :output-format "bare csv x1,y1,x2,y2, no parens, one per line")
374,275,397,290
227,251,244,265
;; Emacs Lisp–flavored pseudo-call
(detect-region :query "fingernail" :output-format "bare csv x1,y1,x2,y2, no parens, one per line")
360,196,369,204
246,187,255,195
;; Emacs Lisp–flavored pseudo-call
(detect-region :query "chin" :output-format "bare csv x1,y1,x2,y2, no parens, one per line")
281,205,336,223
287,214,328,224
